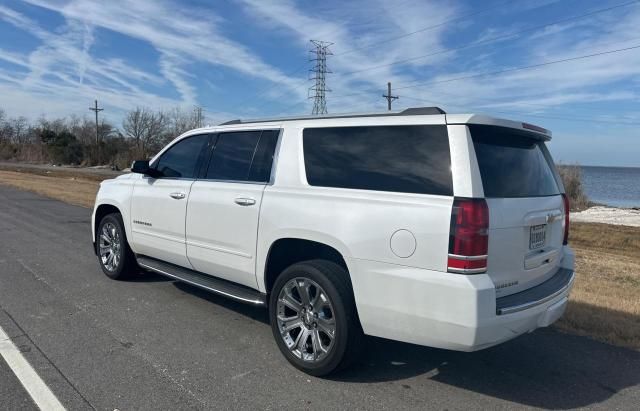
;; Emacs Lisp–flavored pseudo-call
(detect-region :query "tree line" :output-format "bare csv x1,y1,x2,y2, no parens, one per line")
0,106,205,169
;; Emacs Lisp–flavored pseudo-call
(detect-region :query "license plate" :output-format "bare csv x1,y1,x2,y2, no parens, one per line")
529,224,546,250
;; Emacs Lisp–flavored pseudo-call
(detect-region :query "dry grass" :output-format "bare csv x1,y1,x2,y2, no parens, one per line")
0,170,100,208
0,168,638,350
555,222,640,350
557,165,590,210
0,162,117,182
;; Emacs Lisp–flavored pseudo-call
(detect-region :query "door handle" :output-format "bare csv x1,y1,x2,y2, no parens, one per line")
169,192,186,200
234,197,256,206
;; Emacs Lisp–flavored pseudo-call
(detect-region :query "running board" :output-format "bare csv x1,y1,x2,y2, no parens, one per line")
136,256,266,305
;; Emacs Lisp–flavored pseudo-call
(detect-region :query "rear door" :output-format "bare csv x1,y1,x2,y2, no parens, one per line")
185,129,279,288
469,125,565,297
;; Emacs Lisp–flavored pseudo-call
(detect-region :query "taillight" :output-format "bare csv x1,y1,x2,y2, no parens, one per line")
448,198,489,274
562,193,570,245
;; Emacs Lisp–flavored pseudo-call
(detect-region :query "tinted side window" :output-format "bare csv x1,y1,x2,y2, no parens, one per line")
207,131,262,181
155,135,209,178
248,130,279,182
303,125,452,195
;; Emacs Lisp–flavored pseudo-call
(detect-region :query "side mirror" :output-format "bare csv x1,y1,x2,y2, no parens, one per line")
131,160,158,177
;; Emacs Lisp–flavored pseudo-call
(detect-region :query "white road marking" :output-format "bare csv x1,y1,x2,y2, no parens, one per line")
0,324,65,410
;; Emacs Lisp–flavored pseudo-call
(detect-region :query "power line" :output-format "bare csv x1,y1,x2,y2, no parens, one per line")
334,0,516,57
226,62,309,114
309,0,420,43
251,77,310,112
231,0,637,115
227,0,534,112
398,94,640,126
328,43,640,101
339,0,639,76
394,44,640,91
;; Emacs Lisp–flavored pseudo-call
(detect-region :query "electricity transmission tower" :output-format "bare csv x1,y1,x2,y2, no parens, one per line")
89,99,104,163
309,40,333,115
382,82,398,111
194,106,204,128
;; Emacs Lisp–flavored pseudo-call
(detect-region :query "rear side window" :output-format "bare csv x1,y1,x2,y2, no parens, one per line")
248,130,279,182
303,125,452,196
470,125,560,198
206,130,279,182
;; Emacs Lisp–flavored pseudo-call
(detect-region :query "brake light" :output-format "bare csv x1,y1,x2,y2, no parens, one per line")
562,193,570,245
448,198,489,274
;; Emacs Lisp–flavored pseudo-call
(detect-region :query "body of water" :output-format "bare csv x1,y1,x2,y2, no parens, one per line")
580,166,640,208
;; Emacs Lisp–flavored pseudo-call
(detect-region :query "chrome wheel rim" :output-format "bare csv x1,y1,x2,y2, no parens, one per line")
276,277,336,363
99,222,121,272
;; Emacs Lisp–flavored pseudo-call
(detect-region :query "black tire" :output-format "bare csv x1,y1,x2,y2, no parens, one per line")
269,259,363,376
96,213,137,280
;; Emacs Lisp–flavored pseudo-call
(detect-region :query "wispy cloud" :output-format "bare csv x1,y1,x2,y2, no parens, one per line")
0,0,639,140
1,0,311,120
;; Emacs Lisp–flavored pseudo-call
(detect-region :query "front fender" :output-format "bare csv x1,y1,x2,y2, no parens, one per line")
93,175,137,251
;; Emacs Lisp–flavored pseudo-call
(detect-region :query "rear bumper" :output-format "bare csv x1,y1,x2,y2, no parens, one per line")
348,246,575,351
496,268,573,315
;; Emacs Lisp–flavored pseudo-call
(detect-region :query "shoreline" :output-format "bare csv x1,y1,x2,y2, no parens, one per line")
571,206,640,227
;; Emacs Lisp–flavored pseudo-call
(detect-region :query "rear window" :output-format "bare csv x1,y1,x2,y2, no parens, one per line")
303,125,452,196
470,125,560,198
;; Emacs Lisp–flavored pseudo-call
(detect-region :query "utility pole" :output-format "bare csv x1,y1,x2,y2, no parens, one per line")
89,100,104,163
309,40,333,115
382,82,398,111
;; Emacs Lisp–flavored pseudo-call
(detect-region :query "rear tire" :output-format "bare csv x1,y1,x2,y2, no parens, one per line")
269,259,363,376
96,213,137,280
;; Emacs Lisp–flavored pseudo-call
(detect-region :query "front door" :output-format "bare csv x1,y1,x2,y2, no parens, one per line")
130,134,210,268
186,130,279,288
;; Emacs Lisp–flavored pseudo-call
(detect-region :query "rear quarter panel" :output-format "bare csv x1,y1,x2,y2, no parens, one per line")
255,122,453,292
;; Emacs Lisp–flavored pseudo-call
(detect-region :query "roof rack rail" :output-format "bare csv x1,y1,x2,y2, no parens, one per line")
218,106,445,126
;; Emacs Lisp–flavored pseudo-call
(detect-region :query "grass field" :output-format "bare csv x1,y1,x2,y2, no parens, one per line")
0,168,638,350
555,222,640,350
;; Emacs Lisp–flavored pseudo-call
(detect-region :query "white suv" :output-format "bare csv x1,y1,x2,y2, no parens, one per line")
92,107,575,376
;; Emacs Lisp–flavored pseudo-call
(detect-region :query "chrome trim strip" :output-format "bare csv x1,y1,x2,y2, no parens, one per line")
138,262,265,305
448,254,488,261
497,271,574,315
185,240,252,258
131,229,185,244
447,267,487,274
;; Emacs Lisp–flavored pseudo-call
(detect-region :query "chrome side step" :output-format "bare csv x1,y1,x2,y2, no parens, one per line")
136,255,266,306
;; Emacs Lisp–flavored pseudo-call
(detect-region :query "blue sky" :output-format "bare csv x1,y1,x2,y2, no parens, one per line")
1,0,639,166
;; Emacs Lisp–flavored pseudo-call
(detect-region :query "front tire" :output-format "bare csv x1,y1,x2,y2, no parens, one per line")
269,260,363,376
96,213,137,280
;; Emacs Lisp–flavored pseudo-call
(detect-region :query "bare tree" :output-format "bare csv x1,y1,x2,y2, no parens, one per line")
12,117,32,145
122,107,150,157
166,106,201,139
122,107,168,158
0,109,8,142
68,115,95,146
143,110,167,157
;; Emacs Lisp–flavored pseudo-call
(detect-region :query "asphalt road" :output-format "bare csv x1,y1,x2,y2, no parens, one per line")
0,184,639,410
